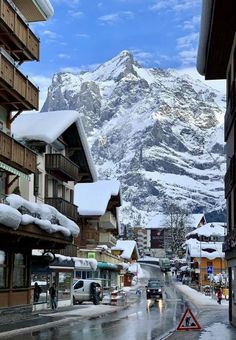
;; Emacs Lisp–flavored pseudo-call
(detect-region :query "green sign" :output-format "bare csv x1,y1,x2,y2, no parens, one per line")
88,252,96,259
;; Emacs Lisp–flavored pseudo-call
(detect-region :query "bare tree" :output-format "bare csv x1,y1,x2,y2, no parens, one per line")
162,203,191,257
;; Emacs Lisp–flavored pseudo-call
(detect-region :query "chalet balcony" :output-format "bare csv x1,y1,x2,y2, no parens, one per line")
0,50,39,111
45,197,78,221
100,212,117,230
83,229,99,245
0,0,40,62
0,130,36,174
224,154,236,198
99,232,117,247
45,153,80,182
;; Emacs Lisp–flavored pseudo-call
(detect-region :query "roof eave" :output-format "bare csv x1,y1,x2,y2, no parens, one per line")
197,0,236,80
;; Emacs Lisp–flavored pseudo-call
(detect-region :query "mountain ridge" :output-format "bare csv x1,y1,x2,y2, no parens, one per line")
41,51,226,227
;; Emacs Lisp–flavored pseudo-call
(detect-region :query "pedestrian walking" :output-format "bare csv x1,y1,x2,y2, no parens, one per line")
33,282,42,303
217,287,223,304
49,282,57,310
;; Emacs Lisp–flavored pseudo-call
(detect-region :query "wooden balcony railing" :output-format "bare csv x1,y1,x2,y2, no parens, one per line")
83,229,99,244
0,51,39,111
0,130,36,173
224,154,236,198
99,232,117,246
45,197,78,222
45,154,80,182
0,0,40,62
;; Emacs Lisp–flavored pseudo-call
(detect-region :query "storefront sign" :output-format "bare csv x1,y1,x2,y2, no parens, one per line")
88,252,96,259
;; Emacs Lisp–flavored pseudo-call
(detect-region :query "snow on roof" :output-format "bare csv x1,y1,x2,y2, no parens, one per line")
186,222,226,238
146,214,166,229
189,213,206,229
184,238,224,260
138,256,159,262
146,213,205,229
12,110,79,144
74,180,120,215
112,240,139,260
72,257,97,271
12,110,97,182
1,194,80,237
36,0,54,20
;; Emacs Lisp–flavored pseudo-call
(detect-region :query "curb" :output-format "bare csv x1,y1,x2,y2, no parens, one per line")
0,303,130,338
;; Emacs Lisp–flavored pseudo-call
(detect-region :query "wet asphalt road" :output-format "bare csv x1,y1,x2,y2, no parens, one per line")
5,266,192,340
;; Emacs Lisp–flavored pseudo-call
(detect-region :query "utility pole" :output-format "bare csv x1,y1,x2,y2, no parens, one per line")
199,239,202,292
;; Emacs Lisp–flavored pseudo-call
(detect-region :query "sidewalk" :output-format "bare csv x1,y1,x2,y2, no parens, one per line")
164,280,236,340
0,286,139,339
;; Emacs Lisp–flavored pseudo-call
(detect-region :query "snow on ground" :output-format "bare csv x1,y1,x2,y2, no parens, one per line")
199,323,234,339
174,282,228,307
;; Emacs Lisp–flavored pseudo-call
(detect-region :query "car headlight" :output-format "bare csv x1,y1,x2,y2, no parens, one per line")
158,289,162,292
147,289,150,292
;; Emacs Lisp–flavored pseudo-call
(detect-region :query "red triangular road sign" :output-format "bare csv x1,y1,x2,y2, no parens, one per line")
177,307,201,331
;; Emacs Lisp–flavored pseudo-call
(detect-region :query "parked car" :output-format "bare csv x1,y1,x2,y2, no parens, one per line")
73,279,103,305
146,281,163,300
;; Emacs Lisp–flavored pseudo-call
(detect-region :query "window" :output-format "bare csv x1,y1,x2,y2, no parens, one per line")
74,280,83,289
58,272,72,300
0,250,8,288
13,253,27,288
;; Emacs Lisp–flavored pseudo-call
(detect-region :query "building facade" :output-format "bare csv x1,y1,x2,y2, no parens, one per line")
197,0,236,326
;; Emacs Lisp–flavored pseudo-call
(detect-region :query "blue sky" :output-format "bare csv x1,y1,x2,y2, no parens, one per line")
21,0,225,108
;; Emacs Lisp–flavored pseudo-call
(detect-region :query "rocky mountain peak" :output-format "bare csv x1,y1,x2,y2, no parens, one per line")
41,51,226,227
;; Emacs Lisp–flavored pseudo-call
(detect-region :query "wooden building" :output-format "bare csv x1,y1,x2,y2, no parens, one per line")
12,110,97,310
0,0,73,321
197,0,236,327
74,180,121,250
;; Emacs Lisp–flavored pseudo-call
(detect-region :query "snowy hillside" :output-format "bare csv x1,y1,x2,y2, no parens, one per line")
42,50,226,227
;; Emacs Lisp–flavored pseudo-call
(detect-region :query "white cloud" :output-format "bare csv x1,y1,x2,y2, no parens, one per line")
98,11,134,25
58,53,71,59
51,0,80,7
150,0,200,12
132,49,154,65
41,30,59,40
178,48,197,66
60,63,99,74
76,33,90,38
183,15,200,30
177,33,199,50
69,10,83,18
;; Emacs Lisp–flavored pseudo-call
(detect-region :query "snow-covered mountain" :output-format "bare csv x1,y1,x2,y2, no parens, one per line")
42,51,226,227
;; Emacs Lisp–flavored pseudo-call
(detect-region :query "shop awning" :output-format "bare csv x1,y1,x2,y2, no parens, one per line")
97,262,118,270
0,161,30,180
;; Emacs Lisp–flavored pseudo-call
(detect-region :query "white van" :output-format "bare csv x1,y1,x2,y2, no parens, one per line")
73,279,103,305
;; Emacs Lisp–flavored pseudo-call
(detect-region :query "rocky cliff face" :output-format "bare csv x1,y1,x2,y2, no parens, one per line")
42,51,226,227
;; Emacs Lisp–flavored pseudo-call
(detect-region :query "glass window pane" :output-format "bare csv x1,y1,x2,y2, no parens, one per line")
58,272,72,300
0,250,7,288
13,253,27,288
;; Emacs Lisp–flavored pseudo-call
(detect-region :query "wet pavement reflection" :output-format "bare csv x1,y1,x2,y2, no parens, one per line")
7,271,188,340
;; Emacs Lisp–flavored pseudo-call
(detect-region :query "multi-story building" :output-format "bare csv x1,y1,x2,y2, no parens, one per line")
11,110,97,309
184,222,227,288
133,226,147,257
146,213,206,258
0,0,68,321
74,180,125,288
197,0,236,326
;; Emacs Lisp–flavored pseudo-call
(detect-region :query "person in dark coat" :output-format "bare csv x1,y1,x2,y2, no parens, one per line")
33,282,42,303
49,282,57,310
